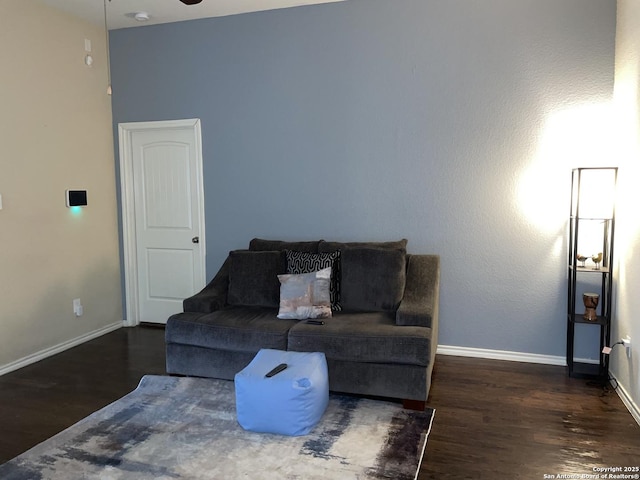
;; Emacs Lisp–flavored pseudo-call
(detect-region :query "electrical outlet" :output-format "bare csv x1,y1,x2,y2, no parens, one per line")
73,298,83,317
622,336,631,357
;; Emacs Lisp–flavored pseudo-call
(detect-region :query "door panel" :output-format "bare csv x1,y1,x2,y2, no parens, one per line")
146,249,195,301
141,143,192,229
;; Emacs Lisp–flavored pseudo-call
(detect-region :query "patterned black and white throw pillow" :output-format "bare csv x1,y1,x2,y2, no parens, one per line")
285,250,341,311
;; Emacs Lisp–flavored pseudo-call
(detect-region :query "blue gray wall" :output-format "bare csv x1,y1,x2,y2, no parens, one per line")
110,0,616,358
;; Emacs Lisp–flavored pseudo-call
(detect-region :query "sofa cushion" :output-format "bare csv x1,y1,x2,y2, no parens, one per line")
227,250,285,307
318,239,407,253
249,238,320,253
340,247,406,312
277,268,332,320
166,308,298,353
285,250,341,310
287,312,431,366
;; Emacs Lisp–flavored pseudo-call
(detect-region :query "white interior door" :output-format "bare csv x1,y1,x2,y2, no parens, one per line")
119,119,205,325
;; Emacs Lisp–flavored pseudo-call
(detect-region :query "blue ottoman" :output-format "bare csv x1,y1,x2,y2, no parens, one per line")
234,349,329,436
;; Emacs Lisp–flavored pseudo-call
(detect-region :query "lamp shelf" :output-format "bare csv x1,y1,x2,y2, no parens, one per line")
569,361,606,379
570,314,608,326
569,265,610,274
570,216,613,221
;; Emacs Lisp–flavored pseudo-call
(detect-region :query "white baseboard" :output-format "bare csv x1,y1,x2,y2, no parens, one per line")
436,344,601,366
0,321,124,377
609,371,640,427
437,344,567,365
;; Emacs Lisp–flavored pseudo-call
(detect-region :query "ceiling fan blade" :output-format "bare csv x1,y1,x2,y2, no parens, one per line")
179,0,203,4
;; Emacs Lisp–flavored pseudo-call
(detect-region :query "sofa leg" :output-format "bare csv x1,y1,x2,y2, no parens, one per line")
403,399,426,411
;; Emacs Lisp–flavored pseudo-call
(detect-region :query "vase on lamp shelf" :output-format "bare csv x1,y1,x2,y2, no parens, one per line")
582,293,599,322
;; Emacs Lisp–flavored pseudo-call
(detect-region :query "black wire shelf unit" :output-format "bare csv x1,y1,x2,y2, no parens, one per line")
566,167,617,380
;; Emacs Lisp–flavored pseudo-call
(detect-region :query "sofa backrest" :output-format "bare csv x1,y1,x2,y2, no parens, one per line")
318,239,407,253
227,250,285,308
249,238,320,253
246,238,409,313
338,246,407,312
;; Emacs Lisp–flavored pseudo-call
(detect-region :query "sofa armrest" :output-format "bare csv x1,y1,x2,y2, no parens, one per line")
396,254,440,329
183,256,230,313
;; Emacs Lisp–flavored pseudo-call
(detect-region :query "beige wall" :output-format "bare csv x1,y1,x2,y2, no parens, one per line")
0,1,122,370
613,0,640,421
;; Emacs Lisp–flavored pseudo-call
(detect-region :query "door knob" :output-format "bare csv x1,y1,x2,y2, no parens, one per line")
192,236,199,244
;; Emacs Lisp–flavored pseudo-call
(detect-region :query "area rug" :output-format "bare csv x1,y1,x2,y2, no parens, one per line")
0,375,434,480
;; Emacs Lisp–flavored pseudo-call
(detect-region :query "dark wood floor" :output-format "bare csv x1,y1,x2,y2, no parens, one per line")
422,358,640,479
0,326,167,463
1,327,638,478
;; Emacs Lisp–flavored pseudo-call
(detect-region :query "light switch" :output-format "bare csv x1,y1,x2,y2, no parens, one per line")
0,193,3,210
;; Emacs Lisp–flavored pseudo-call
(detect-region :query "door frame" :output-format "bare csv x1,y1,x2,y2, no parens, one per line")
118,118,206,327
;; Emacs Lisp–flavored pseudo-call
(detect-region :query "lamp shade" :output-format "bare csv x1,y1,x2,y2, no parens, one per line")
571,168,616,219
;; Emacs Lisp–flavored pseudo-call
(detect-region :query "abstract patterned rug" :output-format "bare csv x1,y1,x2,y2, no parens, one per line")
0,375,434,480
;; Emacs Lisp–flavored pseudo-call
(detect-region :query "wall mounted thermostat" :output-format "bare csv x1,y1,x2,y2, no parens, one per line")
66,190,88,207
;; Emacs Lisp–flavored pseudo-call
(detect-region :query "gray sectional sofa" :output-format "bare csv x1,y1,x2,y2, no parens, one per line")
165,238,440,407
